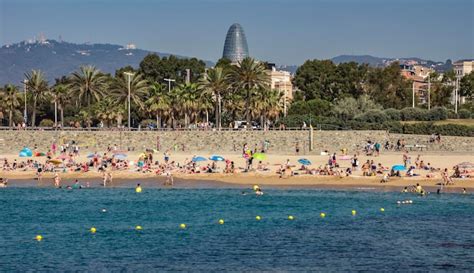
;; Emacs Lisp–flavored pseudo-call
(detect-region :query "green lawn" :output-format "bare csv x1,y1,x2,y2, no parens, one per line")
401,119,474,126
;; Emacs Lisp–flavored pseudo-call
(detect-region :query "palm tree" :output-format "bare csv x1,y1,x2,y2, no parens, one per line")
50,84,69,127
146,82,170,128
229,57,270,127
25,70,49,126
110,73,149,113
1,84,21,127
200,67,229,130
68,65,107,107
176,83,201,127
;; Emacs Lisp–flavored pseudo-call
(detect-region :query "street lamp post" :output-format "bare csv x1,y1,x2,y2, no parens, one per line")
427,74,431,110
54,94,58,130
412,81,415,108
23,80,28,125
164,78,176,93
124,72,134,130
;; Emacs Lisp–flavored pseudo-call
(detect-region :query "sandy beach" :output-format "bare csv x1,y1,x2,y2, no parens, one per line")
1,150,473,191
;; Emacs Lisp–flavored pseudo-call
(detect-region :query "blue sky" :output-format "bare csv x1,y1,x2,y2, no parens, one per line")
1,0,472,65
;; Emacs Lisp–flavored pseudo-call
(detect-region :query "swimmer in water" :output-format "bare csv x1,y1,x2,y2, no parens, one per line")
462,188,467,194
255,188,264,196
72,179,82,189
402,187,408,193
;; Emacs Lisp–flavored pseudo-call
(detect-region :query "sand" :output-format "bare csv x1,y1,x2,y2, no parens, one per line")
1,149,473,192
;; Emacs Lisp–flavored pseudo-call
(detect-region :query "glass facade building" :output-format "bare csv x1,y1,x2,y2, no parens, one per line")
222,23,249,63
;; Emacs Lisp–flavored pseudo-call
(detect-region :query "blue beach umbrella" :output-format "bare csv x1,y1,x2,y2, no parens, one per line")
192,156,208,162
392,165,406,171
209,155,225,161
20,147,33,157
114,154,127,160
298,158,312,166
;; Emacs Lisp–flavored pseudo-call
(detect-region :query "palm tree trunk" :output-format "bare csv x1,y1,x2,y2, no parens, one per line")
60,108,64,127
32,96,37,127
246,89,251,129
8,110,13,128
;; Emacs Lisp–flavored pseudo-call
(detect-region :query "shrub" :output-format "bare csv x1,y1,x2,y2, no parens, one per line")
458,109,472,119
39,119,54,127
447,110,458,119
140,119,157,128
354,110,388,123
384,108,401,121
425,107,448,121
400,107,427,121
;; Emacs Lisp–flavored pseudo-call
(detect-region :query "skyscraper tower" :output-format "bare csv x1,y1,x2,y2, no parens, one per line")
222,23,249,63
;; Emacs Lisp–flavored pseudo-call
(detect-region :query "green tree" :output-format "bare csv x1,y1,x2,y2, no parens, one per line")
200,67,229,129
229,57,270,126
110,73,149,113
25,70,49,126
293,59,337,101
146,82,170,128
459,72,474,100
1,84,22,127
366,62,411,109
49,84,69,127
68,65,108,107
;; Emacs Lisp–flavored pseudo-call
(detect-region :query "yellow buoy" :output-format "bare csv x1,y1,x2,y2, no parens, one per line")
320,212,326,218
253,185,260,191
255,215,261,221
135,225,142,230
380,208,385,212
179,223,186,229
288,215,294,220
135,186,142,193
35,235,43,241
90,227,97,233
218,219,224,225
352,210,357,216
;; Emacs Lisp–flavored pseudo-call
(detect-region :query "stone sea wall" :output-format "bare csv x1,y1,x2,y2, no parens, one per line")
0,130,472,154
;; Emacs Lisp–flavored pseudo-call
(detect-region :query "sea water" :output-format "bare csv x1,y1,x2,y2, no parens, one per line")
0,188,473,271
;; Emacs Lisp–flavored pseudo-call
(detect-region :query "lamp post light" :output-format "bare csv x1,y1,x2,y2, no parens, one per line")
164,78,176,93
124,72,134,130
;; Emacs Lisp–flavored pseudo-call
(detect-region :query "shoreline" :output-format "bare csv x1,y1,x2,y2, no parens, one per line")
3,172,472,193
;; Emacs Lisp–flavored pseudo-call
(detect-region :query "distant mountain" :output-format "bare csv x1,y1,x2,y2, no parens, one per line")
0,39,214,85
331,54,453,72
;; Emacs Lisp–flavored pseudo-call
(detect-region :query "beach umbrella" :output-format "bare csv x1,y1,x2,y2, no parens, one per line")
48,159,62,165
392,165,406,171
456,162,474,168
252,153,266,161
20,147,33,157
298,158,312,166
114,154,127,160
209,155,225,161
87,153,99,158
192,156,208,162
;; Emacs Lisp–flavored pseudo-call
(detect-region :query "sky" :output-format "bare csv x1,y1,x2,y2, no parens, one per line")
0,0,473,65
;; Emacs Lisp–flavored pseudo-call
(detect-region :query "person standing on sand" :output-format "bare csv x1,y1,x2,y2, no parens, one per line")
165,170,173,186
53,173,61,188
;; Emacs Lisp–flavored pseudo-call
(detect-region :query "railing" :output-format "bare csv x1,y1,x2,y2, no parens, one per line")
0,124,352,132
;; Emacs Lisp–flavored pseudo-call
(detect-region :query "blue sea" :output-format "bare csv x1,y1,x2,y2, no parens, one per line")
0,187,473,271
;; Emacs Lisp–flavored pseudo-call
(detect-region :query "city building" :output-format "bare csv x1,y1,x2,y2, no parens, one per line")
400,64,434,104
266,63,293,116
453,60,473,104
453,60,474,77
222,23,249,63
